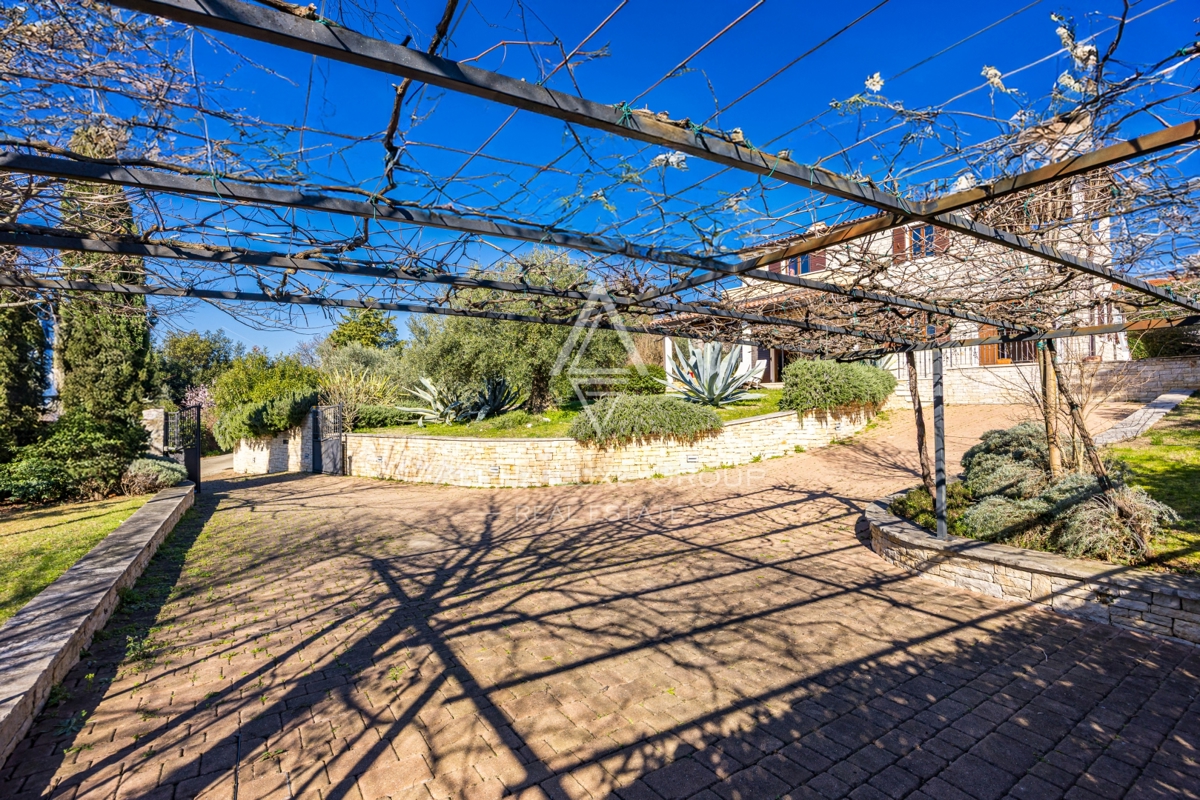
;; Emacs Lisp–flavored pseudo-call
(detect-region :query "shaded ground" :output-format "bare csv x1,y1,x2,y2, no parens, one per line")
1108,393,1200,575
3,405,1198,800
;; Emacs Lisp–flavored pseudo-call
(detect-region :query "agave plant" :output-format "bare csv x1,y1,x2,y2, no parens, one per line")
398,378,462,427
462,377,524,422
663,341,765,406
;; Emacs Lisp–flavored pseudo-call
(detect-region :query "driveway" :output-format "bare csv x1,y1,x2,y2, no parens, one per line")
3,405,1196,800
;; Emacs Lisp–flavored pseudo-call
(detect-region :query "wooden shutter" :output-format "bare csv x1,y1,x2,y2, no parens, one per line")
934,225,949,254
892,227,908,263
768,261,781,273
810,251,826,272
978,324,998,366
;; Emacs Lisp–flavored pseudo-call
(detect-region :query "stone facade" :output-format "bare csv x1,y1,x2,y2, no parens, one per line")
865,496,1200,646
343,407,874,488
232,412,314,475
885,355,1200,407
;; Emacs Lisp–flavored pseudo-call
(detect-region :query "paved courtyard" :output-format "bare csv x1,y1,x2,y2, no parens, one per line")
3,406,1199,800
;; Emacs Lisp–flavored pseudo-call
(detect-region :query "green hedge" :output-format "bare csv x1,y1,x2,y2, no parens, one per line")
354,405,418,430
778,359,896,414
121,456,187,495
0,411,147,503
213,390,319,450
569,395,721,447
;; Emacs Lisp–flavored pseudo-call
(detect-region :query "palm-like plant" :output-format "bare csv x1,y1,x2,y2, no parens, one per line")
398,378,463,427
663,341,766,406
463,377,524,422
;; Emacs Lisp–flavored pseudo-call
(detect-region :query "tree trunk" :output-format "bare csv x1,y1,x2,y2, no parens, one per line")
1039,344,1062,480
1047,340,1110,491
50,301,65,409
906,352,935,497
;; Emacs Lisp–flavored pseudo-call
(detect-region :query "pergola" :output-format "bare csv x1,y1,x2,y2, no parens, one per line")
3,0,1200,533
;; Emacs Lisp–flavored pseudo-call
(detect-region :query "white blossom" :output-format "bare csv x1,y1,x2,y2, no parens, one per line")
981,65,1008,93
864,72,884,93
1057,71,1085,94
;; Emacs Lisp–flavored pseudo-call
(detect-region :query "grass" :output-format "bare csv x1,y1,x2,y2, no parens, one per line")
1107,393,1200,575
0,495,151,623
358,389,788,439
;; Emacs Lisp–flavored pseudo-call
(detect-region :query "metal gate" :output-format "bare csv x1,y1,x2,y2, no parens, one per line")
165,404,202,492
311,405,343,475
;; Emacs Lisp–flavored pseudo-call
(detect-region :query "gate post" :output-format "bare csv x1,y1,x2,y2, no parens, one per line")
184,404,202,493
311,407,322,474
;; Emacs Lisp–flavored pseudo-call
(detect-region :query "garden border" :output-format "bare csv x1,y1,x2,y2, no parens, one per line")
0,482,195,767
865,493,1200,646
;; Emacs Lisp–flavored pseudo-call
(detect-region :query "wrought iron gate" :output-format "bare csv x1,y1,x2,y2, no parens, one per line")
165,404,202,492
311,405,343,475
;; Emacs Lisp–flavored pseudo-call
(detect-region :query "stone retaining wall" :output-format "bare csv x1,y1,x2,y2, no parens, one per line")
343,407,874,488
0,482,195,767
232,413,313,475
887,355,1200,407
865,496,1200,645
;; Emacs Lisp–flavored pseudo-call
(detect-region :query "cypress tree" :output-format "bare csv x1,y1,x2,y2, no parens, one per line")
55,125,154,424
0,292,48,462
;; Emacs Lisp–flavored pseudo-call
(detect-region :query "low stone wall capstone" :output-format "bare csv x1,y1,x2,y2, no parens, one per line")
0,482,195,767
866,495,1200,646
342,407,874,488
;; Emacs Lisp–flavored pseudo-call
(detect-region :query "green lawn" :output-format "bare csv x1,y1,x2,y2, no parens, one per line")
358,389,787,438
0,495,151,623
1107,393,1200,575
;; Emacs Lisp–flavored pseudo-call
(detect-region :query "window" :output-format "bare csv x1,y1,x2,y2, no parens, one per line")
912,224,937,257
785,252,825,274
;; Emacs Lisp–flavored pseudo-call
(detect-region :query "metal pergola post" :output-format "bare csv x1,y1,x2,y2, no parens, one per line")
931,344,947,540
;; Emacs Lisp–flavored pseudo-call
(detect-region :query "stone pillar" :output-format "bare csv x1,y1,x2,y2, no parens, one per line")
141,409,166,456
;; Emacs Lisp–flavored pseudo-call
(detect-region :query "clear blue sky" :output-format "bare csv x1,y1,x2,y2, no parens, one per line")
154,0,1195,352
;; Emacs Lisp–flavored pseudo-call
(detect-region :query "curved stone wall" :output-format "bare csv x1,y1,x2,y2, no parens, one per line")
865,496,1200,645
342,407,874,488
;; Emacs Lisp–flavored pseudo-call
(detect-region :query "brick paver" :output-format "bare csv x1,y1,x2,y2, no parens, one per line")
2,406,1197,800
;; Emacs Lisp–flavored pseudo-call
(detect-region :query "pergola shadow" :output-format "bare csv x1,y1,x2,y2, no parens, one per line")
9,470,1200,800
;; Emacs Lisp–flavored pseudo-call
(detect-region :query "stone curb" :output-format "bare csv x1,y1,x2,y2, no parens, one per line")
0,482,195,767
865,493,1200,646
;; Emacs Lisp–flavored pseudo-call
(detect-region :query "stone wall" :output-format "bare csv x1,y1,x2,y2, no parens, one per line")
232,412,314,475
344,407,874,488
866,496,1200,646
886,355,1200,408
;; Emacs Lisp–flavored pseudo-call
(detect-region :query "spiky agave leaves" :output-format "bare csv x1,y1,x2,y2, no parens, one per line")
663,341,765,406
398,377,462,427
462,377,524,422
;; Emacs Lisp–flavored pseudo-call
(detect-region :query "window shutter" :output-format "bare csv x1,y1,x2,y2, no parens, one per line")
934,225,949,254
978,324,998,366
768,261,781,273
810,251,826,272
892,227,908,263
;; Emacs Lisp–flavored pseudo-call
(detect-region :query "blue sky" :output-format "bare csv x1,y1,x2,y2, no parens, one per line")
154,0,1197,353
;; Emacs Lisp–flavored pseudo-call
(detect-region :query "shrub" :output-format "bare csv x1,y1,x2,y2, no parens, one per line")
1057,487,1178,563
354,405,418,430
0,411,147,503
888,482,973,537
212,351,319,413
488,410,536,430
121,456,187,495
963,452,1048,499
213,390,319,450
960,421,1048,473
621,364,667,395
569,395,722,447
960,495,1053,542
779,360,896,415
